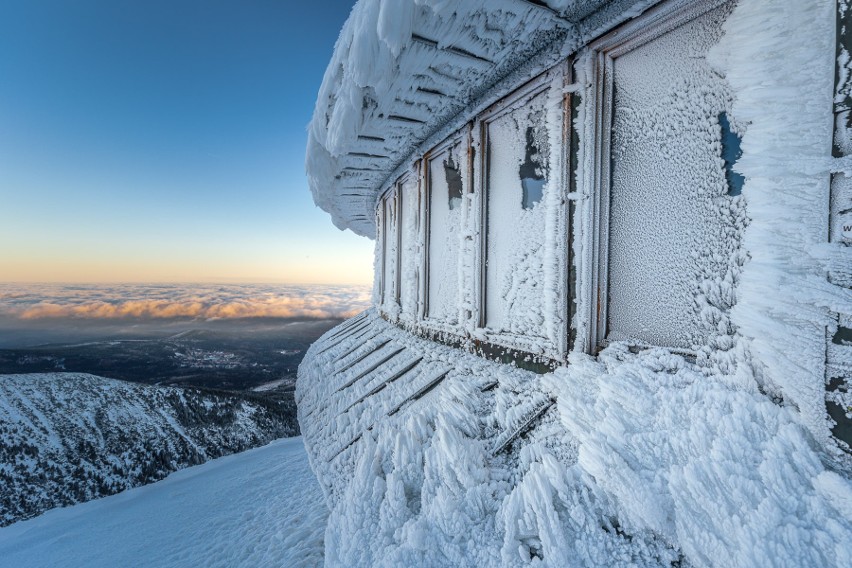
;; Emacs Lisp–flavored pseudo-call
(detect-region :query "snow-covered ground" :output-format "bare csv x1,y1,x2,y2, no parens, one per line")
299,311,852,567
0,437,328,568
0,372,297,526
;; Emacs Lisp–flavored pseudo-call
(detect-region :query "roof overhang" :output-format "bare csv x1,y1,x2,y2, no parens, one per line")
305,0,643,237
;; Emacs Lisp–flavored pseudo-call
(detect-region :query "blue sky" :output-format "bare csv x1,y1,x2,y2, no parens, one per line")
0,0,373,284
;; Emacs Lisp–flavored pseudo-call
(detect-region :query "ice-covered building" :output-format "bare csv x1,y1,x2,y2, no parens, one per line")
298,0,852,565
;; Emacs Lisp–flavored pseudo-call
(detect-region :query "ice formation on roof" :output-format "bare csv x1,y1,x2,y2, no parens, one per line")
305,0,618,237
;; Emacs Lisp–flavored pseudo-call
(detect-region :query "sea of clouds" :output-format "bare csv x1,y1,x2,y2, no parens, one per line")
0,283,372,321
0,283,374,348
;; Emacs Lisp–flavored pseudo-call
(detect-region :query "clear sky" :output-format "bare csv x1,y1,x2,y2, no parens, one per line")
0,0,373,285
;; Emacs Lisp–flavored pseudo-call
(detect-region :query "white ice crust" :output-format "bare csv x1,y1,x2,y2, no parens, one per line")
306,0,614,237
299,0,852,566
298,312,851,567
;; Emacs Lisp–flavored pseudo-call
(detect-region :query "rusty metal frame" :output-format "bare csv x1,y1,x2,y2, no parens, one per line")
473,61,571,362
585,0,733,353
419,127,471,332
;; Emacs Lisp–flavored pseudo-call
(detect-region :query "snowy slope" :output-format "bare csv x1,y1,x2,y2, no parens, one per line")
0,373,297,526
0,437,328,568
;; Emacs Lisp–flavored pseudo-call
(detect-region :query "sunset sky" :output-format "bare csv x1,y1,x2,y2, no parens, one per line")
0,0,372,285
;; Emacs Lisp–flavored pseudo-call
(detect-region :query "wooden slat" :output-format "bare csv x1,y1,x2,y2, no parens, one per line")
334,347,406,393
342,357,423,414
387,367,451,416
491,397,555,455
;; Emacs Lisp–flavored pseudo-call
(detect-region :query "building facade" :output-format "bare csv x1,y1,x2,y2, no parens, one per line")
299,0,851,565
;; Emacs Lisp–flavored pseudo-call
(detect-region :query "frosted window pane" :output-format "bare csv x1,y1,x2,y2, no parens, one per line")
519,127,546,209
719,112,744,196
427,144,462,324
485,91,549,335
607,5,735,349
521,177,545,210
382,195,396,306
444,156,463,210
399,176,419,315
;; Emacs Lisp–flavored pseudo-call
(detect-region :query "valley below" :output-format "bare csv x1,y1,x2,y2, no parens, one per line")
0,316,344,527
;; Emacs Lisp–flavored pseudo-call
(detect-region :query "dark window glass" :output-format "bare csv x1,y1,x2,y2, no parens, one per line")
519,127,546,208
719,112,744,196
444,155,463,209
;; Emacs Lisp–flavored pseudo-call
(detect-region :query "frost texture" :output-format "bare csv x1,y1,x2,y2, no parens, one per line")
398,174,421,323
607,3,744,351
426,142,464,326
551,346,852,568
708,0,850,448
298,314,852,567
485,90,552,339
305,0,575,237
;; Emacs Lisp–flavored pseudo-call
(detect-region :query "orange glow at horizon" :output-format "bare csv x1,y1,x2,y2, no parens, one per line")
0,240,375,286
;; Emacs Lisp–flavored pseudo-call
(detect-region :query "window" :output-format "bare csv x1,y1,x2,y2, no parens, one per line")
381,191,398,309
424,136,466,326
719,112,744,196
477,66,570,360
589,0,739,352
397,172,420,319
372,0,743,365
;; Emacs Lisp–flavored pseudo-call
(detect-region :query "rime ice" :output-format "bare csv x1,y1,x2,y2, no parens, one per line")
301,0,852,567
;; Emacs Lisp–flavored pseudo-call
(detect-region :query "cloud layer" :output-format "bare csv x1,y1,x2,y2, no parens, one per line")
0,283,372,321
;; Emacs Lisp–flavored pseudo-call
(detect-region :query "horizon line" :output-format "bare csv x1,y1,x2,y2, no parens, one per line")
0,280,373,287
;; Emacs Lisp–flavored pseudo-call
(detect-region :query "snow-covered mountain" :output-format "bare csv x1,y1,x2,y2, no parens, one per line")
0,373,297,526
0,437,328,568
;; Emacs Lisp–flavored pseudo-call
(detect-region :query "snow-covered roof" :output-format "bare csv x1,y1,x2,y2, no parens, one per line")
306,0,612,237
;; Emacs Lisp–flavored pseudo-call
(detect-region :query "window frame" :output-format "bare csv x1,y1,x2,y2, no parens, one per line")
584,0,734,354
473,61,572,363
394,176,405,310
376,192,386,307
394,165,421,321
419,127,471,334
378,187,400,312
380,190,389,307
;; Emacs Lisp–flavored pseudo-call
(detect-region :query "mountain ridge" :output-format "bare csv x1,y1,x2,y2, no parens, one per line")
0,372,297,526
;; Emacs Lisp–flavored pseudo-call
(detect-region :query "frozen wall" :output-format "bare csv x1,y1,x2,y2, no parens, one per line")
707,0,848,453
299,0,851,566
364,0,845,454
298,312,852,568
